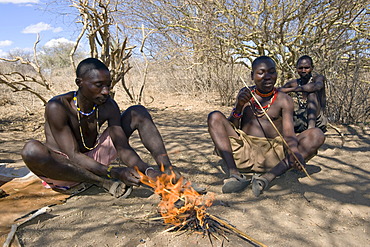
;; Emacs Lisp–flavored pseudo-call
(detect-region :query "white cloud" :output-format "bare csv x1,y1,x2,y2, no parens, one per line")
52,27,63,33
22,22,64,34
23,22,52,34
44,38,74,48
0,40,13,47
0,0,39,3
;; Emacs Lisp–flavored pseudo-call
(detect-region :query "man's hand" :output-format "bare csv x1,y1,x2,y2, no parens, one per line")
116,167,141,186
288,152,306,171
145,167,163,181
236,87,252,107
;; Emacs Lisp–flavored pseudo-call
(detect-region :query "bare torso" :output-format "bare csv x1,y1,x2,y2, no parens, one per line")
240,91,287,139
44,91,110,153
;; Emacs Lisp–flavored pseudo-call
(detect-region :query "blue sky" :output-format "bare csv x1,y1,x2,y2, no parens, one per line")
0,0,79,57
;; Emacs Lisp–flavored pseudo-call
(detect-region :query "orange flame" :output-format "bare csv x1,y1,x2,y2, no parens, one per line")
137,166,214,227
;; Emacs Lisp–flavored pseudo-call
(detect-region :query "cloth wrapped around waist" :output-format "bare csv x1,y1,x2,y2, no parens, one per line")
229,127,285,173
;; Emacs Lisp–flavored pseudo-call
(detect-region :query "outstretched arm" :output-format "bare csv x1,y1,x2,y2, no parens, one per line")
279,80,297,93
280,75,325,93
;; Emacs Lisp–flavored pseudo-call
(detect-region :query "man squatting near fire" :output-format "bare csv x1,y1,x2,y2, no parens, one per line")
21,57,179,197
207,56,325,196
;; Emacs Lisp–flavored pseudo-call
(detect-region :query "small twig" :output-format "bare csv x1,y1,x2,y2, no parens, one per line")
207,214,267,247
163,218,193,233
208,229,221,242
240,77,312,179
163,188,186,202
207,229,214,245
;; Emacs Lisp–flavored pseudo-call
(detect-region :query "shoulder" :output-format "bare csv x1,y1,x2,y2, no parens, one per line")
276,90,293,106
312,73,325,82
46,92,73,111
99,97,119,110
45,92,74,121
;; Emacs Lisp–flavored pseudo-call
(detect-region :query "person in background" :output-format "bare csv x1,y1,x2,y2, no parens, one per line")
208,56,325,196
279,55,328,133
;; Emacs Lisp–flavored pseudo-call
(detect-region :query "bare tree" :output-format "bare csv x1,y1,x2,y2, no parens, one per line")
68,0,137,101
123,0,370,122
0,35,51,105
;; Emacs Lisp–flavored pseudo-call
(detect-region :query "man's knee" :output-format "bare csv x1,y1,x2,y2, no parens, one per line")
300,128,325,148
124,105,151,120
21,140,47,165
207,111,224,126
310,128,326,146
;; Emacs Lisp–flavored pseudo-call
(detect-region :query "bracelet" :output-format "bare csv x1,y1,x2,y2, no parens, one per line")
106,165,120,179
232,108,243,119
145,167,154,176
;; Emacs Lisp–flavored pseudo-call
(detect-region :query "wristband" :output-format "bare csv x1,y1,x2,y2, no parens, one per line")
232,108,243,119
106,165,120,179
145,167,155,176
107,165,114,178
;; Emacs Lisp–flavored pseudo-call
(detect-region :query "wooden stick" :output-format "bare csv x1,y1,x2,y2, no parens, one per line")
207,214,267,247
3,206,51,247
240,77,312,179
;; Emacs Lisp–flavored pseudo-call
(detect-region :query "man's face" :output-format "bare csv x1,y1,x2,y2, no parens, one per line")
78,69,112,105
297,59,313,80
251,59,277,92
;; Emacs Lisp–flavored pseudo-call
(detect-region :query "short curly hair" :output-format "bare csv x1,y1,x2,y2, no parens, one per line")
76,58,109,78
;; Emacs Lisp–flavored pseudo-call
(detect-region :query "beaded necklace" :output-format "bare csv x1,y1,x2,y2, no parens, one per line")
74,91,100,150
73,91,97,116
295,76,313,108
250,88,278,117
255,88,274,98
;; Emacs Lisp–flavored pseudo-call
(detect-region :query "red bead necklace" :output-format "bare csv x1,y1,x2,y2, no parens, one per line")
251,88,278,117
255,88,275,98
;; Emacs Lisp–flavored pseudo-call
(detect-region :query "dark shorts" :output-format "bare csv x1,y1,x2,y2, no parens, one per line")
293,108,327,133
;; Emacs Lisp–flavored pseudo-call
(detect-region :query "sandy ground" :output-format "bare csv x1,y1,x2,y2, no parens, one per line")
0,93,369,247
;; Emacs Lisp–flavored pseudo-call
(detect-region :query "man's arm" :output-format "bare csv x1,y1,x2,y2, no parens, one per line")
280,75,325,93
103,100,153,174
279,79,297,93
46,100,108,176
228,87,252,127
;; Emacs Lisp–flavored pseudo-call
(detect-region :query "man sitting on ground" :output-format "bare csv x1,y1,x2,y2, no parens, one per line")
21,57,177,197
280,55,327,133
207,56,325,196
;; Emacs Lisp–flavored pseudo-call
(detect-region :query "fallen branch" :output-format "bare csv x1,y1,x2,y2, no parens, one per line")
3,206,51,247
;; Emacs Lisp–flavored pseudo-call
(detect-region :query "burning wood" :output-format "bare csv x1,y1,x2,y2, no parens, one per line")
137,167,267,247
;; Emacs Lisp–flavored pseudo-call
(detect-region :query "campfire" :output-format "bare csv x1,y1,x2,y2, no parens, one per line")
137,167,267,247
